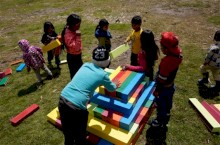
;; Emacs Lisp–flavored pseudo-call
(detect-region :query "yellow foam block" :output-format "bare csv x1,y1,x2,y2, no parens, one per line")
97,66,122,94
87,115,138,145
214,104,220,111
128,97,135,104
87,103,98,116
47,107,60,124
42,39,61,53
104,68,115,74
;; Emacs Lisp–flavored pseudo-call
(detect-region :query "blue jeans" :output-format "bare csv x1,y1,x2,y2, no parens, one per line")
155,84,175,125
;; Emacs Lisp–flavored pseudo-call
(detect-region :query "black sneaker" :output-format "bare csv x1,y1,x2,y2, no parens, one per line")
46,75,53,80
148,119,162,127
198,78,208,85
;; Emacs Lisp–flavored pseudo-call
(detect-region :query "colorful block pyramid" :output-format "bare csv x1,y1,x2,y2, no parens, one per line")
189,98,220,133
47,67,156,144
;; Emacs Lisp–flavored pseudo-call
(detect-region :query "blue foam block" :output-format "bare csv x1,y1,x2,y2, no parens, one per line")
97,139,114,145
119,81,155,131
121,72,145,101
91,93,133,116
16,63,26,72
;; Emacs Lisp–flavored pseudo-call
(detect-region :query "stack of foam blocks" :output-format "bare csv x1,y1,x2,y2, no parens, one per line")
189,98,220,133
47,67,156,145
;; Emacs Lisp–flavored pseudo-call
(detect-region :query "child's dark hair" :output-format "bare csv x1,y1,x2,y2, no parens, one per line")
95,19,109,31
131,15,142,25
214,30,220,41
61,14,81,49
140,30,159,67
43,21,55,33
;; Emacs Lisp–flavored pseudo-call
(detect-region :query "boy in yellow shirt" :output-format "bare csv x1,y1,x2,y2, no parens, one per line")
125,15,143,66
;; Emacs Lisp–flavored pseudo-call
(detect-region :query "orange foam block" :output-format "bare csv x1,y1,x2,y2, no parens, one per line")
102,109,123,127
10,104,39,126
10,59,23,66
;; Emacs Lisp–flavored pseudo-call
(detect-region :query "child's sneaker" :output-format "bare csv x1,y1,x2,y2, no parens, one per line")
147,119,160,127
197,78,208,85
46,75,53,80
148,119,162,127
56,65,61,70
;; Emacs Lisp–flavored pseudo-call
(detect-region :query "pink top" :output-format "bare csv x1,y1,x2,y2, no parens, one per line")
64,27,82,55
126,50,147,73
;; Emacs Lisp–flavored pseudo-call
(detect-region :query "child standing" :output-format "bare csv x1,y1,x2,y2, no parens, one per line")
61,14,83,79
122,30,159,81
150,32,182,127
198,30,220,96
58,46,119,145
95,19,112,52
124,15,143,66
41,21,61,69
18,39,53,84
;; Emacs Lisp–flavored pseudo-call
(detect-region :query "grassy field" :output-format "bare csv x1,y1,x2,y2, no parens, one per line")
0,0,220,145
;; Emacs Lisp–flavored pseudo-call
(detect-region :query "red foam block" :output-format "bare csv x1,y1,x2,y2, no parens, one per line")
10,104,39,126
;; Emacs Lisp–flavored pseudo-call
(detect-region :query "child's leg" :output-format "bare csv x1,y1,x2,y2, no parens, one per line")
210,68,220,93
41,64,53,77
33,69,42,82
55,55,61,69
198,65,209,84
130,53,138,66
67,53,83,79
58,97,88,145
47,50,53,65
155,85,175,126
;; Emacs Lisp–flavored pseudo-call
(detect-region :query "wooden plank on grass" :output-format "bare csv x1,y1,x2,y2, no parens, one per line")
110,44,129,59
189,98,220,133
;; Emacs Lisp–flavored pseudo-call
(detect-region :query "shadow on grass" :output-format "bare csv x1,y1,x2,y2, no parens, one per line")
18,82,39,97
18,68,61,97
41,67,61,79
146,126,168,145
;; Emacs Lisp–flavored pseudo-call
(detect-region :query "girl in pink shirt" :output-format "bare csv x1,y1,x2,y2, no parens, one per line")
61,14,83,79
123,30,159,81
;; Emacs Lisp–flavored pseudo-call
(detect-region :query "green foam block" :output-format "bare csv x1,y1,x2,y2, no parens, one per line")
110,44,129,59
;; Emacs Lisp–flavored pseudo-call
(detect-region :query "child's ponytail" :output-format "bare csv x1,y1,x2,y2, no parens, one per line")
61,25,67,50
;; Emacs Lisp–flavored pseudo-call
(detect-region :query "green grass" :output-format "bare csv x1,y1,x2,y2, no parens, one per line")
0,0,220,145
208,16,220,25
